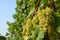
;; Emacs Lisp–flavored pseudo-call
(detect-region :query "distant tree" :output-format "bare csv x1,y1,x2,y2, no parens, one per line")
0,35,6,40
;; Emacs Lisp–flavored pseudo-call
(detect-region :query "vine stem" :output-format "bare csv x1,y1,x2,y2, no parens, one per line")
33,0,41,16
49,0,55,11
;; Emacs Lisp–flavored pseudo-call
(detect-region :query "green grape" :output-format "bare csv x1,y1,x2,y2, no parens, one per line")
23,36,29,40
37,7,54,33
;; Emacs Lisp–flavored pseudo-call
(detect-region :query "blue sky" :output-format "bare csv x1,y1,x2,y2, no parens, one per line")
0,0,16,36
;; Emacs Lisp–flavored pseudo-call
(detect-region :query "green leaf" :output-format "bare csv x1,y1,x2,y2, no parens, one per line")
36,31,44,40
44,0,48,4
36,38,43,40
38,31,44,38
53,12,60,33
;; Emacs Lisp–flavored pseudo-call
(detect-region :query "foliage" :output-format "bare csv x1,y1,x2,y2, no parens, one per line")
6,0,60,40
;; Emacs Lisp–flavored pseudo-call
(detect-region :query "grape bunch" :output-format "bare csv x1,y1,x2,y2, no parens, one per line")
38,7,53,33
37,7,59,40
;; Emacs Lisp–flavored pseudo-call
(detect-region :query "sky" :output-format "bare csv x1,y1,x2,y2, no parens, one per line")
0,0,16,36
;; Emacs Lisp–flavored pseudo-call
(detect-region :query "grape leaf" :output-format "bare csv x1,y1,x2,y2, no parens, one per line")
53,12,60,33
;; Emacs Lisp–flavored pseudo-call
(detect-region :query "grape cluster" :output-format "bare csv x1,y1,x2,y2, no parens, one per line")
37,7,58,40
37,7,53,33
22,19,32,40
22,19,31,36
32,15,38,28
